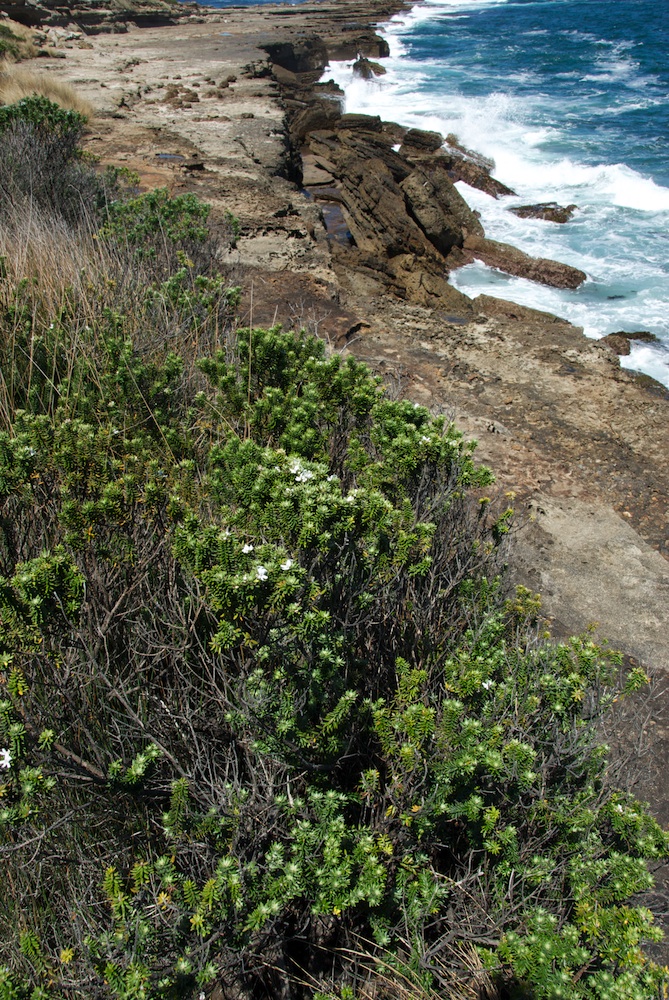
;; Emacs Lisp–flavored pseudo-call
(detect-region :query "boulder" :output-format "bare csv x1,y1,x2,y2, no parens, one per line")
511,202,577,224
462,235,587,289
401,163,484,257
331,245,473,316
336,154,431,257
399,128,444,155
309,128,411,182
599,331,659,356
290,100,341,142
336,113,383,132
262,37,328,74
352,57,386,79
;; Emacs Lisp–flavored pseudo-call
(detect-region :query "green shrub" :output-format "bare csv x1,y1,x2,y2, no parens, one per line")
0,24,22,60
101,188,210,251
100,188,238,278
0,93,86,140
0,312,664,1000
0,95,96,226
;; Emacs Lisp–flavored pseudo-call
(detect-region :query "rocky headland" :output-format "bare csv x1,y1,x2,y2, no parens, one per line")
2,0,669,823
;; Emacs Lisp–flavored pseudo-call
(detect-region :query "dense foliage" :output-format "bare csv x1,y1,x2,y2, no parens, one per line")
0,94,86,139
0,92,667,1000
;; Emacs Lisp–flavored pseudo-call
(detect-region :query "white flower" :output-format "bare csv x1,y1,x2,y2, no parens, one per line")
327,475,338,482
280,559,293,571
0,748,11,769
482,680,493,691
420,436,430,444
289,460,301,474
295,470,314,483
222,528,231,538
256,565,268,582
242,543,254,554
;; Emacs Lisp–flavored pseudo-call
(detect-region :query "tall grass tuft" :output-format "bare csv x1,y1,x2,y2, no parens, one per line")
0,65,93,117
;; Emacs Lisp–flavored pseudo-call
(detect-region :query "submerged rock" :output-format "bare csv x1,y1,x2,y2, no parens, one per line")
511,202,577,223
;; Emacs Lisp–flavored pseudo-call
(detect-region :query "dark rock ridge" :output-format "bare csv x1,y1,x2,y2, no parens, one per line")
0,0,189,29
283,87,588,304
264,32,585,305
511,202,577,224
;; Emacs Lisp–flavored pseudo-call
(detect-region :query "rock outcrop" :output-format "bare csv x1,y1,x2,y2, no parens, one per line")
401,163,484,255
297,110,588,299
462,234,587,289
1,0,187,29
599,330,659,355
352,55,386,78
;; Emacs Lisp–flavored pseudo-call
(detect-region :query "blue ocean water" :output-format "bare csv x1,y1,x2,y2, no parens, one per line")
323,0,669,386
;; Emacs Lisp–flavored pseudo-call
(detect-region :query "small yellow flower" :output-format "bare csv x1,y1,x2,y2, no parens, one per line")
60,948,75,965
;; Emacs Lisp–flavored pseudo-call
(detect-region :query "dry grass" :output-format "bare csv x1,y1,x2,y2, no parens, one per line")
276,940,501,1000
0,200,106,309
0,19,38,62
0,64,93,117
0,200,237,429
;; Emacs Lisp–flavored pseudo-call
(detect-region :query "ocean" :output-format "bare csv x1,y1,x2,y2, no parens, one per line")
323,0,669,387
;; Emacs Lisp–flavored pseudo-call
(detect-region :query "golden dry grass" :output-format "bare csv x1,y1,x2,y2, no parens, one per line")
0,64,93,117
0,203,106,311
0,20,38,63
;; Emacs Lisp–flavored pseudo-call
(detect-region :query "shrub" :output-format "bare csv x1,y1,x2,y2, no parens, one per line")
101,188,237,278
0,92,87,138
0,117,665,998
0,95,96,226
0,312,664,1000
0,23,37,63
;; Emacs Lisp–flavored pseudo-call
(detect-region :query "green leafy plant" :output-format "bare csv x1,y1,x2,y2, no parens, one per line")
0,163,665,1000
0,93,86,139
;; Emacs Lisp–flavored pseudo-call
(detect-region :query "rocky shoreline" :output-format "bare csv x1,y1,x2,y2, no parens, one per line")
2,0,669,804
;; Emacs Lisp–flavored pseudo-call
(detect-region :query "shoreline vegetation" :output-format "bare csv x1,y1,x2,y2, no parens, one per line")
0,1,668,998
